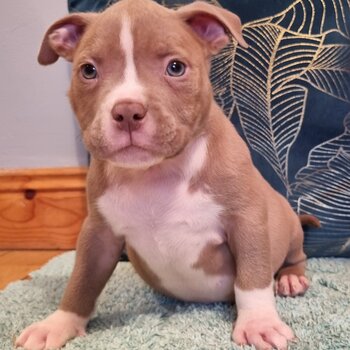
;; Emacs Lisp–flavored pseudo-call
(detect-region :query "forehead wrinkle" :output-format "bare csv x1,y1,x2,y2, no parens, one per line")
75,11,124,66
130,14,204,62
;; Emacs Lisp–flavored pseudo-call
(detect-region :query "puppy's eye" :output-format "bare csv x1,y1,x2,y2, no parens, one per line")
81,64,97,79
166,60,186,77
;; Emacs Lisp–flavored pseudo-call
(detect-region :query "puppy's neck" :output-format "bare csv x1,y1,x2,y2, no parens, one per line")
103,132,209,183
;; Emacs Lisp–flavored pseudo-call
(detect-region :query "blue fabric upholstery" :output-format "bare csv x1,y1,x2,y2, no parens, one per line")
67,0,350,257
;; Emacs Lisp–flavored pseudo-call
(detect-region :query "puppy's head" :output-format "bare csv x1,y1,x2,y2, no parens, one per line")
39,0,247,169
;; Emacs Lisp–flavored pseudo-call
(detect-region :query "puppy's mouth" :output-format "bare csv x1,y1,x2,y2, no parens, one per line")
113,145,163,168
85,119,171,169
115,135,153,154
86,129,164,168
118,143,149,154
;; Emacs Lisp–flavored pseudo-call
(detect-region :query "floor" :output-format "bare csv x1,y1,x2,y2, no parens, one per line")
0,250,63,289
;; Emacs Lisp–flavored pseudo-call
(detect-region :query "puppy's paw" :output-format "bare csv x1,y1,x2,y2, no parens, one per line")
275,274,309,297
232,309,294,350
16,310,88,350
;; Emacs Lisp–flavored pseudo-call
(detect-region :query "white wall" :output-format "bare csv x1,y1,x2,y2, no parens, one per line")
0,1,88,169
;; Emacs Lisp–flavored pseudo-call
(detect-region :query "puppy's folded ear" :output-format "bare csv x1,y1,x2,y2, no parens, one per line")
38,13,97,65
177,1,248,55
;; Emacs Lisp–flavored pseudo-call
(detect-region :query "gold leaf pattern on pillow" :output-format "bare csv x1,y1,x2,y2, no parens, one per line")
210,0,350,195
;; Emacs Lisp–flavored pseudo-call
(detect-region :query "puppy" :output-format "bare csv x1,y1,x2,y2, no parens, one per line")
16,1,317,349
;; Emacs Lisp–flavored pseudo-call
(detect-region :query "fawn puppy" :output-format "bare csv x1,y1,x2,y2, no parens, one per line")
17,1,315,349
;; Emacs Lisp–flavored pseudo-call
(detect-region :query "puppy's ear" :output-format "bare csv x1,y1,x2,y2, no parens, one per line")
177,1,248,55
38,13,97,65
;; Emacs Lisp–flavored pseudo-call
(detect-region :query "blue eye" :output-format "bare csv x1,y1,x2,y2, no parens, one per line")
81,64,97,79
166,60,186,77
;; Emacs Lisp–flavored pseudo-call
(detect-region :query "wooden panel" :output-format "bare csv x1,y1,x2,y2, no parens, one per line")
0,167,88,249
0,167,87,191
0,250,63,289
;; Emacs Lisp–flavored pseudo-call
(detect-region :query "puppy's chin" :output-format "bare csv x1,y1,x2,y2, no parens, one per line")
107,146,164,169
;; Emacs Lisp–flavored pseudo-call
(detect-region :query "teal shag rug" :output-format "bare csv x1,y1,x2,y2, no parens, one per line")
1,252,349,349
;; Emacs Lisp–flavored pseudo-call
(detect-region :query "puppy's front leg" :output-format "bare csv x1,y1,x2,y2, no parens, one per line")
16,217,124,350
227,215,294,350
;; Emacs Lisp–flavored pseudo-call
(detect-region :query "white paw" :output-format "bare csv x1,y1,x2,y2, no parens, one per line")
275,274,309,297
232,309,295,350
16,310,88,350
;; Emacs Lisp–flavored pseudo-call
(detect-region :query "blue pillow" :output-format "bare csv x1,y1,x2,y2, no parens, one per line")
68,0,350,258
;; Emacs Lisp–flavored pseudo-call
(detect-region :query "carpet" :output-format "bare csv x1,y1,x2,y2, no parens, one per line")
1,252,349,349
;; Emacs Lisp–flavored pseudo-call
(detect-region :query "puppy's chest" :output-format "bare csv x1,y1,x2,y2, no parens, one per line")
98,179,224,249
98,173,234,302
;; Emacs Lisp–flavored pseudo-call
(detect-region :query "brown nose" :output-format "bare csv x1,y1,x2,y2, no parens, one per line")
112,101,147,132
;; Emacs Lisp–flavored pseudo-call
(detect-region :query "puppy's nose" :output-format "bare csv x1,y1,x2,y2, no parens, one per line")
112,101,147,132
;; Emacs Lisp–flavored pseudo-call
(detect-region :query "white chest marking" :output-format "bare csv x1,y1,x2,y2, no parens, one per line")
98,137,234,301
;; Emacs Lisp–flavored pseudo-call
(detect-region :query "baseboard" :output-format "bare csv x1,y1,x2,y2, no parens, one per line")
0,167,87,249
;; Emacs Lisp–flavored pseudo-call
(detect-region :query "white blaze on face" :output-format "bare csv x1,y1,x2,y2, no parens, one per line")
116,15,145,102
91,14,162,168
97,15,145,118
